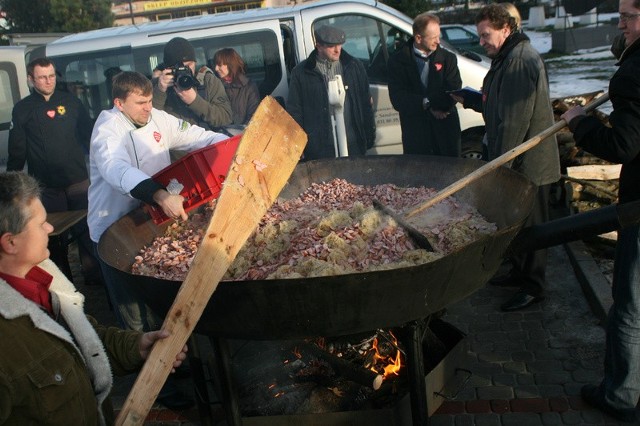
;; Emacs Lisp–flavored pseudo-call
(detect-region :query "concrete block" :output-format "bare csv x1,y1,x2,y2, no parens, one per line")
554,6,574,30
528,5,546,29
580,8,597,25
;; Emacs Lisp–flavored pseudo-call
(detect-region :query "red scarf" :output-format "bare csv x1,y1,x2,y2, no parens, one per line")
0,266,54,315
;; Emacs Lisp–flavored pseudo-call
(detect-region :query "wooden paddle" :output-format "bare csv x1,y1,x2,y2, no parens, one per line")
405,92,610,219
115,96,307,425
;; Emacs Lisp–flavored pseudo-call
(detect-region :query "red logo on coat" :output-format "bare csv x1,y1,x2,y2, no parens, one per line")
46,110,56,118
434,63,443,71
153,131,161,142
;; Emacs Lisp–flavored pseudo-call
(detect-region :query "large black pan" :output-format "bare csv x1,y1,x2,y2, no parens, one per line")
98,155,538,339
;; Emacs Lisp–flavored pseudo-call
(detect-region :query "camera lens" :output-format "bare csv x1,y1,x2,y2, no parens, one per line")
173,65,198,89
176,74,198,89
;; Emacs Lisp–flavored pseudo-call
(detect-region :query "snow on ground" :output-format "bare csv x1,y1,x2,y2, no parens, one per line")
527,29,615,113
521,11,619,113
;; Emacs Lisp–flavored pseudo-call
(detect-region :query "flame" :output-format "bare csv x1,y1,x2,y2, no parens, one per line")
370,331,403,379
292,346,302,359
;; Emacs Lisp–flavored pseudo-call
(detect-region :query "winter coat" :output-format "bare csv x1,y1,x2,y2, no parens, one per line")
480,32,560,186
7,90,93,188
88,107,228,242
153,68,232,129
287,49,376,160
0,259,143,426
223,74,261,125
568,38,640,204
388,41,462,156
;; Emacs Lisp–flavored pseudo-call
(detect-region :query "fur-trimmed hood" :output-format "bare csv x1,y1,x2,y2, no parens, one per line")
0,259,113,425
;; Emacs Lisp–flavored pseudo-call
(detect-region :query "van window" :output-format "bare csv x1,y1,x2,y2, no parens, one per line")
53,47,133,119
313,15,410,85
0,63,23,131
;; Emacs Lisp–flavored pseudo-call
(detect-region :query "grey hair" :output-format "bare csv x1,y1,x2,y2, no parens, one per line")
0,172,41,236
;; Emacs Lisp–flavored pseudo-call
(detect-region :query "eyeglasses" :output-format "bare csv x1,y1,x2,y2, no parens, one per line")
619,12,640,23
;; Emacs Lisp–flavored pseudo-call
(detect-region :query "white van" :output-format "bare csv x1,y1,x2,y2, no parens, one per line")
0,0,488,167
0,46,31,168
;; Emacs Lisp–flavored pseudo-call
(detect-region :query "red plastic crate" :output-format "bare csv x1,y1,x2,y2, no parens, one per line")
146,134,242,225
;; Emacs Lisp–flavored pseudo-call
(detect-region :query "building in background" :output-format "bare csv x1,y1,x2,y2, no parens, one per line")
112,0,294,26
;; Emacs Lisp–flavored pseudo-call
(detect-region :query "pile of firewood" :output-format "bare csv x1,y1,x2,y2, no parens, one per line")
551,91,619,220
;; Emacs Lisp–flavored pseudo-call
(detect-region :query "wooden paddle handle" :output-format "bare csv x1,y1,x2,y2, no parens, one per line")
115,97,307,425
405,92,610,218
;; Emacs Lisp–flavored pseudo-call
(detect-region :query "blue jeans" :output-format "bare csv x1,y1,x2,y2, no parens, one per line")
602,223,640,413
93,242,161,332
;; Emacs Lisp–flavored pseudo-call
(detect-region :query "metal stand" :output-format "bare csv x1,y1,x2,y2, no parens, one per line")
210,337,243,426
401,320,430,426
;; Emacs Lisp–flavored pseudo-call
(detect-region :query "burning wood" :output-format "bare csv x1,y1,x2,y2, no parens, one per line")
131,178,496,281
298,340,385,390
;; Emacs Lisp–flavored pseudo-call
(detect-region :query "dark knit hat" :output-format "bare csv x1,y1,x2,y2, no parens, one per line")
163,37,196,66
315,25,346,46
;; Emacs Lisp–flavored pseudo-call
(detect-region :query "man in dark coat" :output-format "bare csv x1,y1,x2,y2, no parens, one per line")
462,4,560,312
287,25,376,160
561,0,640,422
7,57,102,286
387,12,462,157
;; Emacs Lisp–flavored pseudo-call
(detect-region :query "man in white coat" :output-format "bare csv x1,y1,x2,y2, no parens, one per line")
88,71,229,410
89,71,228,332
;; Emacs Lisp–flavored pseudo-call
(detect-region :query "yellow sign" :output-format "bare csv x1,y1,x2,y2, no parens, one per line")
144,0,212,11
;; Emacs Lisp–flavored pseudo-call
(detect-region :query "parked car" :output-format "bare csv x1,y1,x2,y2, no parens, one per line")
440,24,487,58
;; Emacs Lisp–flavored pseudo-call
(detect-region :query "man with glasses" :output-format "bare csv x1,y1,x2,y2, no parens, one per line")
388,12,462,157
7,58,103,288
561,0,640,422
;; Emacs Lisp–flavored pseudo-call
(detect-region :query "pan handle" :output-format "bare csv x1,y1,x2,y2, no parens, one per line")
405,92,611,218
508,199,640,255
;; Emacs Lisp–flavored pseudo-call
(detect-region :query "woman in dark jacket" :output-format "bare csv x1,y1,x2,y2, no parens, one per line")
213,48,261,125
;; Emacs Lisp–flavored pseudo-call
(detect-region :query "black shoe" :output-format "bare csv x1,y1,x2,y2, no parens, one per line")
489,274,521,287
581,384,639,423
500,291,544,312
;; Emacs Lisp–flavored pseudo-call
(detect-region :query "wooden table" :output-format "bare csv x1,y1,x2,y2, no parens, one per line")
48,209,88,237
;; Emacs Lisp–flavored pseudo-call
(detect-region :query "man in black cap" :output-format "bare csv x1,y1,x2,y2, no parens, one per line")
153,37,232,130
287,24,375,160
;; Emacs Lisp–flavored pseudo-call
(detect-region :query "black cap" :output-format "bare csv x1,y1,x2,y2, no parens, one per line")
315,25,346,46
163,37,196,66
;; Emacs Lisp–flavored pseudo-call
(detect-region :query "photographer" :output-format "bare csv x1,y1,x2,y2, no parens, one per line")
153,37,232,130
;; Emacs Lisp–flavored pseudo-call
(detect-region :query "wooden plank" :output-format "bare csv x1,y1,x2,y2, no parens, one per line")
115,96,307,425
566,164,621,181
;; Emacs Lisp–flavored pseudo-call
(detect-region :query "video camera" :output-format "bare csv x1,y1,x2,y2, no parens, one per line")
159,62,199,90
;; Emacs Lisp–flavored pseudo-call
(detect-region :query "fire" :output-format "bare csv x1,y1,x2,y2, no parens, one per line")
370,331,403,379
292,346,302,359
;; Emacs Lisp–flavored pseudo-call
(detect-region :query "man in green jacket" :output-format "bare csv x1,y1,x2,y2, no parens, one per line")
455,4,560,311
0,171,187,425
